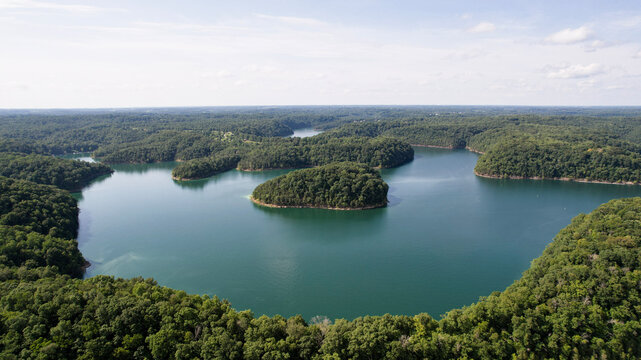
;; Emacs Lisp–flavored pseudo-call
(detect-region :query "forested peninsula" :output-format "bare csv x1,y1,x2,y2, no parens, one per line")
0,152,112,191
2,107,641,358
4,107,641,184
251,162,388,210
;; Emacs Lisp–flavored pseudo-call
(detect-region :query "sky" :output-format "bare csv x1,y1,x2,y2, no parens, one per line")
1,0,641,108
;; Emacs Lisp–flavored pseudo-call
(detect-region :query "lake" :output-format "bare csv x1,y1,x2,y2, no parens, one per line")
75,147,641,320
288,127,321,138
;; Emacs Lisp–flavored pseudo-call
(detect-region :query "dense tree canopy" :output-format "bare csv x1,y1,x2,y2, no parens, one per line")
169,136,414,181
474,137,641,183
0,152,112,191
0,176,78,239
172,154,241,181
252,162,389,209
237,136,414,171
0,225,85,277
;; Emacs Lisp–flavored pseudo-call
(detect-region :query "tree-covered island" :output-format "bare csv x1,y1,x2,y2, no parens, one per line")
251,162,389,210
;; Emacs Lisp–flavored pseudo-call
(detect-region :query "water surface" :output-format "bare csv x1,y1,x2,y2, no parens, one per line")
288,128,322,138
76,148,641,319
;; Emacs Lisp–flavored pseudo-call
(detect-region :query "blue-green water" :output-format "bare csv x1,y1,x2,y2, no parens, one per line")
76,147,641,320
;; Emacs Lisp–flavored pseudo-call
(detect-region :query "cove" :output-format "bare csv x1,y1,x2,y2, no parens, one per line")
75,147,641,320
288,127,322,138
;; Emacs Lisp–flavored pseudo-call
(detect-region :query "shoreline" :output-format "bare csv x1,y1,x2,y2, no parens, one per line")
410,143,485,155
249,196,387,210
410,144,456,150
81,260,91,273
172,176,199,181
465,146,485,155
237,165,313,172
474,171,641,186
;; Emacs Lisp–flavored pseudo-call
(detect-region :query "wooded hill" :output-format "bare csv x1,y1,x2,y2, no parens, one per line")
251,162,388,209
0,152,112,191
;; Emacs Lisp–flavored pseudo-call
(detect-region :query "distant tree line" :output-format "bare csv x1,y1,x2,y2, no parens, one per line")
4,107,641,183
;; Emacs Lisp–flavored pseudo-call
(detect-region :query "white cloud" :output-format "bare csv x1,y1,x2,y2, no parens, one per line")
545,26,593,44
584,40,609,52
613,15,641,29
255,13,326,26
547,63,604,79
201,70,233,79
589,40,606,48
635,50,641,58
467,22,496,33
446,48,485,61
1,3,640,107
0,0,113,12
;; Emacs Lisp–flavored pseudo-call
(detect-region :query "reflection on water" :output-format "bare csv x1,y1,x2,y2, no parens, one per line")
252,203,388,237
111,162,178,173
288,128,322,138
76,147,641,320
59,153,96,163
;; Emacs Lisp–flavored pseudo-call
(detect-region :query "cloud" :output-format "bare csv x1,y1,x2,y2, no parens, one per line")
445,48,485,61
546,63,604,79
635,50,641,59
467,22,496,33
0,0,120,12
590,40,606,48
545,26,593,44
584,40,609,52
613,15,641,29
255,13,326,26
201,70,233,79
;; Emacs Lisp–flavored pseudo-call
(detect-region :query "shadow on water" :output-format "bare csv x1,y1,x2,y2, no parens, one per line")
251,200,388,222
173,169,293,191
172,177,219,191
476,175,641,199
250,202,390,245
110,162,178,174
386,193,402,207
59,153,95,163
71,173,114,201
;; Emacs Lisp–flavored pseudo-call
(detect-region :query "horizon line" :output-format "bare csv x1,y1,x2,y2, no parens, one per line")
3,104,641,111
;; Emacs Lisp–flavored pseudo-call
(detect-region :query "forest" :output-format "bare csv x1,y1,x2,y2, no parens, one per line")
2,107,641,358
0,152,113,191
251,162,388,209
3,107,641,183
170,136,414,180
1,170,641,358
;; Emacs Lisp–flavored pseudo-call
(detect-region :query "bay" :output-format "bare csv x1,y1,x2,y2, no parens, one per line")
76,147,641,319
